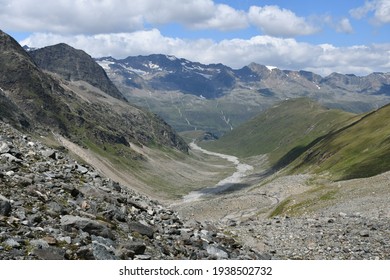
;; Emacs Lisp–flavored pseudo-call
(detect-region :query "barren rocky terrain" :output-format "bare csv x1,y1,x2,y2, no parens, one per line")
171,144,390,260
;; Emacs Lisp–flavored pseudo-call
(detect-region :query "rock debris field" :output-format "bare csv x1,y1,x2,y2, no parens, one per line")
0,122,264,260
1,121,389,260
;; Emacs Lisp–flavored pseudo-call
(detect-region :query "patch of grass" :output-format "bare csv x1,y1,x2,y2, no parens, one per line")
268,184,340,217
269,198,292,217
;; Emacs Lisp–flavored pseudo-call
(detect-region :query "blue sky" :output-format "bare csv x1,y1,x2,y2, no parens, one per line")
1,0,389,75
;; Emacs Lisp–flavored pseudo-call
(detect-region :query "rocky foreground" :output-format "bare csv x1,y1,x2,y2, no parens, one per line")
0,122,264,260
1,121,390,260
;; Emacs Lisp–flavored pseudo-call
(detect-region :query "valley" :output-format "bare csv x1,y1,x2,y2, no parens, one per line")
1,29,390,260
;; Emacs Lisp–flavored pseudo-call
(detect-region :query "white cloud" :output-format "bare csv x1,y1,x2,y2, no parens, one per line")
350,0,390,25
248,5,320,37
0,0,248,33
190,4,249,31
336,18,354,33
21,30,390,76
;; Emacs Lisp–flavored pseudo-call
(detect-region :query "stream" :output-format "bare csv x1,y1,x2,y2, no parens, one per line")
181,142,254,202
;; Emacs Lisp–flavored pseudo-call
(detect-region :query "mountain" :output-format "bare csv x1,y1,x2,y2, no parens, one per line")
286,102,390,180
0,31,72,131
97,54,235,98
29,43,127,101
201,98,356,166
0,30,187,153
97,54,390,135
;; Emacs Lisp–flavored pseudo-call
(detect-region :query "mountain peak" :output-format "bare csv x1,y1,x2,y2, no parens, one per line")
29,43,127,101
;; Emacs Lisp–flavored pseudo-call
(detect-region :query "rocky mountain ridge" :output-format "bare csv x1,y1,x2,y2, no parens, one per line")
97,54,390,100
29,44,127,102
96,54,390,135
0,30,188,153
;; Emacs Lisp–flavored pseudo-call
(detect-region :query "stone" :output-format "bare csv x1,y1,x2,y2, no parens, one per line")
41,149,57,159
33,247,66,260
121,241,146,255
76,164,88,174
1,153,22,163
129,222,155,239
0,142,10,154
207,245,229,259
61,215,115,240
0,200,12,216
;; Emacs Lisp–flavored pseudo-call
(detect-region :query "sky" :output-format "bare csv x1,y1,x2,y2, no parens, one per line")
1,0,390,76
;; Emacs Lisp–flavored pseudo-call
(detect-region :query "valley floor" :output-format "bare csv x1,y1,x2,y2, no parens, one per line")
170,144,390,260
55,134,390,259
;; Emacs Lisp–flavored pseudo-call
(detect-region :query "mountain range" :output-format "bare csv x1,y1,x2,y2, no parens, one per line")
97,54,390,135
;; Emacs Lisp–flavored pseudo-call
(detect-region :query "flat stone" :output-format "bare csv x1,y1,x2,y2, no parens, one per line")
34,247,66,260
129,222,155,239
61,215,115,239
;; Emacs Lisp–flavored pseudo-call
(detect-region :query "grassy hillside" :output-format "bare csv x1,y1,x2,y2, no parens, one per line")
288,103,390,180
201,98,356,166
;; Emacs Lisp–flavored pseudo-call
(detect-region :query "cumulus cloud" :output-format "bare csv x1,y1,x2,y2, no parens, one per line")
248,5,320,37
0,0,248,33
190,4,249,31
21,30,390,76
350,0,390,25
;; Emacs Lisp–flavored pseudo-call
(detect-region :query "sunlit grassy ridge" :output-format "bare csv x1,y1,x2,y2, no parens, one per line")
289,102,390,180
202,98,355,166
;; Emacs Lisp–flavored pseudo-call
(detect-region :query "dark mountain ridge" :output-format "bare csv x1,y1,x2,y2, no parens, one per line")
29,43,127,101
0,30,187,153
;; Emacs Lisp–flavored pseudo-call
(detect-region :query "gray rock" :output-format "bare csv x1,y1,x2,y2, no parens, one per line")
91,236,118,260
0,142,10,154
76,164,88,174
41,149,56,159
129,222,155,239
207,245,229,259
121,241,146,255
30,239,50,249
1,153,22,163
61,215,115,239
33,247,66,260
0,200,12,216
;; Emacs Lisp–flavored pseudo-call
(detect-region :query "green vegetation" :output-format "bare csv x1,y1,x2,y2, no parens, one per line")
269,184,340,217
288,103,390,180
201,98,355,166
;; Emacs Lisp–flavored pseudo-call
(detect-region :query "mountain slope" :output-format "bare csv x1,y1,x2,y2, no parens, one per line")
201,98,356,166
0,30,187,153
29,43,127,101
288,103,390,180
0,30,74,131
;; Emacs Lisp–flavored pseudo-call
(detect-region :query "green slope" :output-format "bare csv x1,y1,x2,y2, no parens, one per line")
289,102,390,180
202,98,356,166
